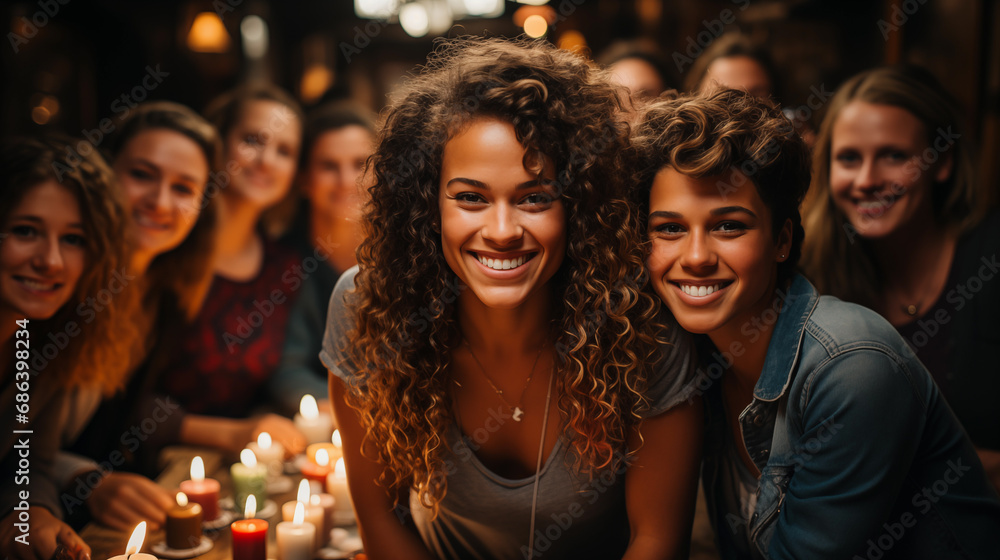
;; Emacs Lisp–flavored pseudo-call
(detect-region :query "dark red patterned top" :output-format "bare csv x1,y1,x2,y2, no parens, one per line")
159,238,303,417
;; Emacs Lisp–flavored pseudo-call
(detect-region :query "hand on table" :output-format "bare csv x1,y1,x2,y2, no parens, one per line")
0,507,90,560
250,413,306,458
87,472,174,531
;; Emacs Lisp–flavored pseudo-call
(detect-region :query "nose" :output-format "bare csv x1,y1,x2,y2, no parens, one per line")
151,181,173,212
33,236,65,273
854,158,880,192
482,203,522,246
678,230,717,272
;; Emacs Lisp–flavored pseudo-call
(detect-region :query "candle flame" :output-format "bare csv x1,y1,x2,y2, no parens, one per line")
241,448,258,468
244,494,257,519
316,448,329,467
293,501,305,525
258,431,272,449
310,494,320,506
125,521,146,556
190,456,205,482
299,394,319,419
296,478,311,503
332,430,342,447
335,457,347,478
176,492,188,507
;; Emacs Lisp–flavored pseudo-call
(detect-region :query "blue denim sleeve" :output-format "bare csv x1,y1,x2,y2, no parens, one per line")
768,348,924,559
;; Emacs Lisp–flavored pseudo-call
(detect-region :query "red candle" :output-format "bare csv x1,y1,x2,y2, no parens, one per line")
232,495,267,560
179,456,221,521
299,459,331,484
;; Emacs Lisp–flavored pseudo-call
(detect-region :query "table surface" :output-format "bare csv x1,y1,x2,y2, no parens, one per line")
80,448,721,560
79,449,361,560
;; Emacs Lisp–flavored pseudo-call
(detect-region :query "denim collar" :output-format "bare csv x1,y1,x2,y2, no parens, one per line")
754,274,820,402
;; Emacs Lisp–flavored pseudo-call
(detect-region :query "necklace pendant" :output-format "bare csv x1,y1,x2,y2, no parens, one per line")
512,407,524,422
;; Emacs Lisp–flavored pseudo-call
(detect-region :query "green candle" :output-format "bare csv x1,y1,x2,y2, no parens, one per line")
231,449,267,513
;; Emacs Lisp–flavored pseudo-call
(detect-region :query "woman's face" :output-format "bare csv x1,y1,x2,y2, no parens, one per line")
701,55,772,100
303,125,373,224
438,118,566,310
0,181,87,321
114,128,208,260
829,101,952,239
646,168,790,340
225,99,302,209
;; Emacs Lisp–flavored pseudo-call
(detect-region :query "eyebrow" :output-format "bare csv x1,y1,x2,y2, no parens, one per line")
445,177,553,190
132,158,201,184
9,215,85,230
648,206,758,219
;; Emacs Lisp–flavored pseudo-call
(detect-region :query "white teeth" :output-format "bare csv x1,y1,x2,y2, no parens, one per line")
19,278,57,291
858,200,891,210
477,254,527,270
680,283,722,297
135,213,170,230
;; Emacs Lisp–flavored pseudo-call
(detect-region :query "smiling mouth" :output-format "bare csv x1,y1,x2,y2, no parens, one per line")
135,212,172,231
15,276,62,292
473,252,536,271
673,281,732,297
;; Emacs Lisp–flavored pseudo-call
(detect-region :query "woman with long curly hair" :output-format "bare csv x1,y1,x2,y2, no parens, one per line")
800,65,1000,491
634,88,1000,558
322,37,702,559
0,135,129,560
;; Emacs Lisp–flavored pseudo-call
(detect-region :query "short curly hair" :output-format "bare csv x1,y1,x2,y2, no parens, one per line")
631,88,811,285
343,36,666,515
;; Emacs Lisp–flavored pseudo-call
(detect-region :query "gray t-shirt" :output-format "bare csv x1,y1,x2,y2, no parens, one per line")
320,266,699,560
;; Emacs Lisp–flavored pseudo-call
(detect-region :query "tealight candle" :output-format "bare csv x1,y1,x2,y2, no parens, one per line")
325,458,354,520
247,431,285,478
300,448,332,484
230,495,267,560
178,456,220,521
231,448,268,513
293,395,332,445
165,492,203,550
108,522,158,560
281,480,325,552
305,430,343,465
276,502,316,560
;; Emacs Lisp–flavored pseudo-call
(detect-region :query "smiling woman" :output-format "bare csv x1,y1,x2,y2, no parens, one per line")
322,36,704,560
0,135,129,560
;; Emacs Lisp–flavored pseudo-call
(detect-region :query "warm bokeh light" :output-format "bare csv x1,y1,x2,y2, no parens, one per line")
399,2,429,37
299,394,319,419
523,14,548,38
557,30,587,53
186,12,230,53
190,456,205,481
176,492,189,507
316,448,329,467
241,448,258,468
332,430,342,448
258,432,272,450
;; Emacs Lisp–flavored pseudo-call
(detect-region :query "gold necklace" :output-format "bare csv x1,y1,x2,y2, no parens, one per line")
460,339,545,422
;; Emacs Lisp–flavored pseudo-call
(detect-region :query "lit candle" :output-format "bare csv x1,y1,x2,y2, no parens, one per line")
325,458,354,520
231,448,268,514
281,480,325,552
276,502,316,560
300,448,331,484
178,456,220,521
247,432,284,478
293,395,332,445
165,492,203,550
310,493,336,548
108,522,158,560
230,495,267,560
305,430,343,465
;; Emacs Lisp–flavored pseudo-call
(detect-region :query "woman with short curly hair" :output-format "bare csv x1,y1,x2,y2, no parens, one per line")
322,37,702,559
634,88,1000,558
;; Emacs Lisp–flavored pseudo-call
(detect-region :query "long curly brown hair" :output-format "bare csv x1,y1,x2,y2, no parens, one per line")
1,136,130,393
343,36,667,514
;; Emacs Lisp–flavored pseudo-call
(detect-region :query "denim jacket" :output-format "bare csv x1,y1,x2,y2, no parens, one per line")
702,274,1000,559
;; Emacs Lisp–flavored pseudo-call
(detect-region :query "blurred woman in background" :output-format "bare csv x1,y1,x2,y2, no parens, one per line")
801,65,1000,491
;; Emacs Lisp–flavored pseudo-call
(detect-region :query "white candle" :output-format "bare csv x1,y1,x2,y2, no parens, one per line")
293,395,332,445
325,458,354,519
108,522,158,560
276,502,316,560
280,479,325,551
247,431,285,478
